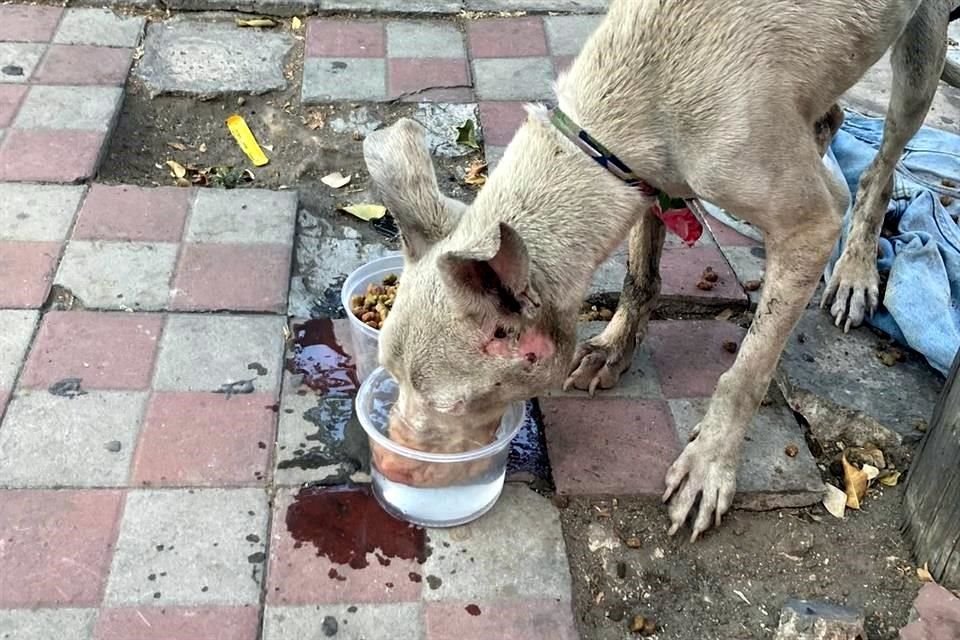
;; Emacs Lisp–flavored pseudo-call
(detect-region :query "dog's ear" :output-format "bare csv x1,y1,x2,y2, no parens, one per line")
363,119,460,261
438,222,542,319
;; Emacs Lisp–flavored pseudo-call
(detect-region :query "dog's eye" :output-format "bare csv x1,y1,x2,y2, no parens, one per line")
494,326,507,339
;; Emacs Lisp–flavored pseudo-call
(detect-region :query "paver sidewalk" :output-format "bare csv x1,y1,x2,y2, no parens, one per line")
0,6,825,639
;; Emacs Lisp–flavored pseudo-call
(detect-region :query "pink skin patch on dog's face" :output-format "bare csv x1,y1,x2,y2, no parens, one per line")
481,326,555,365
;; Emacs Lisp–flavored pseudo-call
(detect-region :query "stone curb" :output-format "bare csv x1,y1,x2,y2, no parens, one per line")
70,0,609,17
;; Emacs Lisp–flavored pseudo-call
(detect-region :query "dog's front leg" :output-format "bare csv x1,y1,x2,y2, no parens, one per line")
664,165,843,541
565,203,664,393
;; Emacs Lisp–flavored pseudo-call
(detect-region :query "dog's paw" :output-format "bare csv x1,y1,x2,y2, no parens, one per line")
662,427,737,542
563,332,635,396
821,251,880,332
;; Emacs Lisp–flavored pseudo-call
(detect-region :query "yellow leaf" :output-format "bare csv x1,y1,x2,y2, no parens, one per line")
291,16,302,30
879,470,901,487
236,17,277,27
225,114,269,167
321,172,352,189
917,563,934,583
165,160,186,179
340,203,386,221
822,483,846,519
464,159,487,187
842,453,868,510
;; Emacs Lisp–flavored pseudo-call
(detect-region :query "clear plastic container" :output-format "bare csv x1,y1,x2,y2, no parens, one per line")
340,254,404,382
355,366,525,527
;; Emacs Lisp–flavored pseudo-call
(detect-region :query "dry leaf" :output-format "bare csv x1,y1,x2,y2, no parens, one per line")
167,141,187,151
917,563,934,583
291,16,302,30
321,172,351,189
823,483,847,519
456,119,480,150
235,17,277,27
340,203,387,221
842,453,868,510
165,160,186,179
861,463,880,481
879,470,901,487
464,160,487,187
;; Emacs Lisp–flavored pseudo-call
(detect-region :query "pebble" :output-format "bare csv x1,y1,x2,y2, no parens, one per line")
624,536,642,549
616,561,627,579
105,440,122,453
629,614,657,635
321,615,338,636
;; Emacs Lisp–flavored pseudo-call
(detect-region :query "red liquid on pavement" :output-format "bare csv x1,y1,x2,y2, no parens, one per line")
288,319,358,395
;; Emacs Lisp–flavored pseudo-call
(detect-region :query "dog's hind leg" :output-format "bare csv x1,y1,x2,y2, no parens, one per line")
823,0,950,330
564,203,664,394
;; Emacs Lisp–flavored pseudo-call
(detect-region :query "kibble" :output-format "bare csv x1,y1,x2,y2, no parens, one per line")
350,273,399,330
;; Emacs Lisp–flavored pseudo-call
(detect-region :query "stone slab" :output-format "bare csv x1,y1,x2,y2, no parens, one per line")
54,8,146,47
774,599,865,640
422,485,572,601
0,43,46,83
187,188,298,244
472,57,554,101
543,15,604,55
386,20,465,58
669,396,824,510
900,583,960,640
94,607,260,640
302,57,387,103
154,314,285,392
0,391,146,488
0,184,85,242
0,609,97,640
466,0,608,10
137,20,294,98
776,309,942,450
542,321,662,399
263,604,424,640
104,488,269,605
0,310,38,389
425,600,579,640
13,86,123,131
55,241,178,310
413,103,481,158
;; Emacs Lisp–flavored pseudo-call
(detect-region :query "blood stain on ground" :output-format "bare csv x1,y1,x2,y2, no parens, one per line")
465,604,481,616
286,484,427,570
287,318,358,395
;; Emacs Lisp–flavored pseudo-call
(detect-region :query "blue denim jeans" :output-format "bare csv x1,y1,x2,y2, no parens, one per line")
825,109,960,375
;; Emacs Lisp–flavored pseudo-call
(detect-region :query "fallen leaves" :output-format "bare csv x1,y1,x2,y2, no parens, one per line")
291,16,303,30
822,482,847,519
842,453,869,510
303,110,326,130
917,563,934,583
163,161,254,188
235,17,277,28
456,119,480,150
339,203,387,221
321,172,351,189
878,470,901,487
463,159,487,188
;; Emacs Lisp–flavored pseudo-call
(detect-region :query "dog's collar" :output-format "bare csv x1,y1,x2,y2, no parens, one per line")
546,107,703,246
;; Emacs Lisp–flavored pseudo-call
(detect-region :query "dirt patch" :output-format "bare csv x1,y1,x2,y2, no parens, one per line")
561,485,919,640
98,14,483,247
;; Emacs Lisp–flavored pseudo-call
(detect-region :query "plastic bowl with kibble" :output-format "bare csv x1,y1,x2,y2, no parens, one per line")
356,366,526,527
341,254,404,382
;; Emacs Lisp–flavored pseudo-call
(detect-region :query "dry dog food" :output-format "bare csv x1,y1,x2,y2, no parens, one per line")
350,274,399,329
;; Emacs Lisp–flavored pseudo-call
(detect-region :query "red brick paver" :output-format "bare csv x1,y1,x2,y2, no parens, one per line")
94,606,261,640
478,101,528,147
74,185,192,242
170,243,291,313
33,44,134,85
0,241,60,308
0,86,28,128
466,18,548,58
0,5,62,42
306,21,385,58
21,311,164,390
542,397,680,496
646,320,747,399
0,130,105,183
133,392,277,486
0,489,123,606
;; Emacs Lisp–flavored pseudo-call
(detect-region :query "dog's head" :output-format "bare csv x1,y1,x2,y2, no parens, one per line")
362,119,570,457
